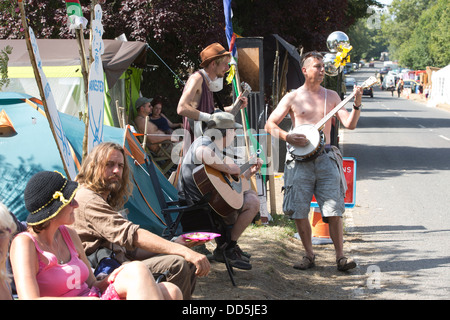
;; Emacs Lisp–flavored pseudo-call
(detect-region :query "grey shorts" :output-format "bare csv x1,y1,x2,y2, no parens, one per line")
282,149,345,221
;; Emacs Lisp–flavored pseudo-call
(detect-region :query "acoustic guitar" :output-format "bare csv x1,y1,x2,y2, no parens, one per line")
289,76,379,161
192,158,254,217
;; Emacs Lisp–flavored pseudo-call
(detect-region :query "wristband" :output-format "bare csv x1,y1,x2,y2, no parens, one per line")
353,104,361,110
198,111,212,122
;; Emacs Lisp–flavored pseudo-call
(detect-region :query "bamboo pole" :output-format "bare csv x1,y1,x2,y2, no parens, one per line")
17,0,71,178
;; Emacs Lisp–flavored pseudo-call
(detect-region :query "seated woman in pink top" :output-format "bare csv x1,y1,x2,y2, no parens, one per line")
10,171,182,300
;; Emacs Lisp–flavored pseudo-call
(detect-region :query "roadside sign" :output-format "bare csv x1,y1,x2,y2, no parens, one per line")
312,157,356,208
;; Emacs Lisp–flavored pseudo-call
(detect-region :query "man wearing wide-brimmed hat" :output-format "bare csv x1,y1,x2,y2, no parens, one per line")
178,111,262,270
177,42,248,142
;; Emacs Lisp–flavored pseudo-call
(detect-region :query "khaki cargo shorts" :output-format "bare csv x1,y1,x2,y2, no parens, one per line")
282,148,345,222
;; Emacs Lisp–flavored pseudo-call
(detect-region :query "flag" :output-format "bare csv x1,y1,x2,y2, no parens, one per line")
65,0,83,17
87,4,105,153
28,27,77,179
223,0,236,57
65,0,88,31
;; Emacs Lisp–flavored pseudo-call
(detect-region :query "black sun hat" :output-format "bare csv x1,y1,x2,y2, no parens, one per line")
24,171,79,226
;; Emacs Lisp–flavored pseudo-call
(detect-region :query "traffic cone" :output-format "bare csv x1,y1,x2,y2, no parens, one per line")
310,207,333,244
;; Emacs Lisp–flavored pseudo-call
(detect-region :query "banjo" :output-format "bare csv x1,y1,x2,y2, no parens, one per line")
289,76,379,161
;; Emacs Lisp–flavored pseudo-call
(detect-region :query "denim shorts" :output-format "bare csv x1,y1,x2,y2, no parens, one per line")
282,149,345,221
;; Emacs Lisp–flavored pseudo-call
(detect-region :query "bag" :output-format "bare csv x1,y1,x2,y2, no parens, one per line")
87,247,122,277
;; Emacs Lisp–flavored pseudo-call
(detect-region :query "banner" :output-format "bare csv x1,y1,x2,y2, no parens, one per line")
87,4,105,153
29,27,77,179
223,0,236,57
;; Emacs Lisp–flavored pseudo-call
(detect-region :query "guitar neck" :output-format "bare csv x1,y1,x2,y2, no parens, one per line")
314,91,355,130
230,89,250,117
239,161,253,174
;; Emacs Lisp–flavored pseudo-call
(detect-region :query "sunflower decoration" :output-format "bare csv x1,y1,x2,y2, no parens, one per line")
334,44,352,69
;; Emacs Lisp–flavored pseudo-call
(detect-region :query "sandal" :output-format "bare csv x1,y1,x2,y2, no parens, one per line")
336,256,356,271
293,255,315,270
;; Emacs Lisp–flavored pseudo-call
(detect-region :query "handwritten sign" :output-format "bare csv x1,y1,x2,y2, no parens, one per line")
87,4,105,153
29,27,77,180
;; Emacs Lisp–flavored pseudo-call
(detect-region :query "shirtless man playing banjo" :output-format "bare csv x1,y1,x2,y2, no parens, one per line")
265,51,363,271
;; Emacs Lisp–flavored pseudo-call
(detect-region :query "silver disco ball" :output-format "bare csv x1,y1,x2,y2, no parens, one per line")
323,53,339,76
326,31,350,53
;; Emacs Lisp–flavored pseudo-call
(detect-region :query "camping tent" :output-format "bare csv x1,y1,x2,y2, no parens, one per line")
428,64,450,108
0,92,178,236
0,39,147,126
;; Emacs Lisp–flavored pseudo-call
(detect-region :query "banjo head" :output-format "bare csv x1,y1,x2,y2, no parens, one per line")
289,124,322,157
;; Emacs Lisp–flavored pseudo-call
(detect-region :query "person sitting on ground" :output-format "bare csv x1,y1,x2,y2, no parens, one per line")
0,202,17,300
9,171,182,300
150,98,183,134
178,111,262,270
72,142,210,299
134,97,176,156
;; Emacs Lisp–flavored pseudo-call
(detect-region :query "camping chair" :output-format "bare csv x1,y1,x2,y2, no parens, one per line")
127,115,175,177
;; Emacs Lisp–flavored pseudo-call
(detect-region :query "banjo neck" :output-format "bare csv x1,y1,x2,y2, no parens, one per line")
314,90,356,131
313,76,378,131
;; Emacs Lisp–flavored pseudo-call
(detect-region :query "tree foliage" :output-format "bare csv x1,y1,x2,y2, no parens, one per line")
381,0,449,69
1,0,380,107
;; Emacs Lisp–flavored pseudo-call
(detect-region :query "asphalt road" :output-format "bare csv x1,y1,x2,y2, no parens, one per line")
341,63,450,300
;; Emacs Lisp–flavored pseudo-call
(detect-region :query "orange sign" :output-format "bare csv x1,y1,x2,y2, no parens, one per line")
312,157,356,208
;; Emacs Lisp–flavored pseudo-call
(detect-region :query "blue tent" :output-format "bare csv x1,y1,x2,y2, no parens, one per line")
0,92,178,236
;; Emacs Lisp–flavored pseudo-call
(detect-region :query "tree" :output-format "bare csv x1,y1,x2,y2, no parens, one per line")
380,0,449,69
1,0,382,110
0,45,13,90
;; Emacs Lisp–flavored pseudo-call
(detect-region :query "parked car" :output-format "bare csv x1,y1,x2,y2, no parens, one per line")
403,79,419,92
379,67,390,74
345,77,356,89
358,81,374,98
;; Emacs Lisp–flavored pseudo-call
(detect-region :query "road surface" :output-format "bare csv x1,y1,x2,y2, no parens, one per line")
342,63,450,300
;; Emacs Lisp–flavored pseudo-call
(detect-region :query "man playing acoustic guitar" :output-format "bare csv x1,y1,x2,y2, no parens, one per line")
178,111,262,270
265,51,363,271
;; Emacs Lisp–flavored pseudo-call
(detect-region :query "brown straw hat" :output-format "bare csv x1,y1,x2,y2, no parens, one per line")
200,43,231,68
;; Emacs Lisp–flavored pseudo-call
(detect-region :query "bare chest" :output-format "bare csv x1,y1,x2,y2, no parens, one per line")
290,89,329,127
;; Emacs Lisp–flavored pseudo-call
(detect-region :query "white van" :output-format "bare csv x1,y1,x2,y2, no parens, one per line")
382,74,397,90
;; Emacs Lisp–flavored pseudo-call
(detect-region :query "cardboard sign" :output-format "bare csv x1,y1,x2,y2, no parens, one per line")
312,157,356,208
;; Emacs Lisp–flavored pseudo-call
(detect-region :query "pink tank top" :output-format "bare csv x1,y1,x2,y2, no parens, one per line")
21,226,91,297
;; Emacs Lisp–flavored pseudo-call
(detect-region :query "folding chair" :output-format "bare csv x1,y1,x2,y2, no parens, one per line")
129,116,175,177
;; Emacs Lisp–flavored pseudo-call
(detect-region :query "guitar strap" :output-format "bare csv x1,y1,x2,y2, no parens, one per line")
323,88,327,119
